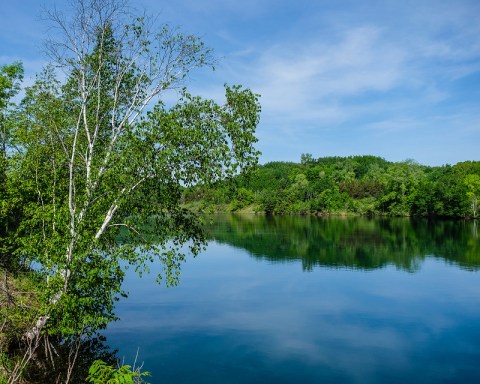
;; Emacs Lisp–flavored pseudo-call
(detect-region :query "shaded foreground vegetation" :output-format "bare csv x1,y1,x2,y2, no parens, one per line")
186,155,480,218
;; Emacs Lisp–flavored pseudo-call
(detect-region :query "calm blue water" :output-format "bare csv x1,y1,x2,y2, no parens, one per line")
104,216,480,383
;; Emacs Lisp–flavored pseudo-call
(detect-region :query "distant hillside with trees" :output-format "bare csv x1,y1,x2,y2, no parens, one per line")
184,155,480,218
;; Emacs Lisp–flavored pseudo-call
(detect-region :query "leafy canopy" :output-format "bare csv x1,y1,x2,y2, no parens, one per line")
3,0,261,342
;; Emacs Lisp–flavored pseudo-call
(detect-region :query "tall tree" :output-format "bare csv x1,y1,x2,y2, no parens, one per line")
0,62,24,262
0,61,23,162
9,0,260,369
464,174,480,218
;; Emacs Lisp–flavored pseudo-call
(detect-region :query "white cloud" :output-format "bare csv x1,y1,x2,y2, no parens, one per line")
4,0,478,165
244,25,407,126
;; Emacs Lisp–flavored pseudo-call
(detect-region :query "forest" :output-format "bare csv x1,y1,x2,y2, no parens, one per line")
185,154,480,218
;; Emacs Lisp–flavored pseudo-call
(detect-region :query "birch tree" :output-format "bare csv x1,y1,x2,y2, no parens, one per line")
465,174,480,218
10,0,260,348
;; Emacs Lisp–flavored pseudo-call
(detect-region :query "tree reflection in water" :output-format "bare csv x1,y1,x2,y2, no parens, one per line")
205,215,480,272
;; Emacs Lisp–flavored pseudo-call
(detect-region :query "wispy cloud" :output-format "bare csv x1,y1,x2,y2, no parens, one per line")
242,25,407,129
2,0,479,165
196,1,479,165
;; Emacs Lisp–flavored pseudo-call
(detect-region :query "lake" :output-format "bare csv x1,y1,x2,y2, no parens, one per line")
104,215,480,383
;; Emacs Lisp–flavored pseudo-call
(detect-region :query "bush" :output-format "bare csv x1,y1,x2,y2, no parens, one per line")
87,359,151,384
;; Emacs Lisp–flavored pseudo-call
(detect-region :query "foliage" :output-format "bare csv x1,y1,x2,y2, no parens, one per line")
0,62,24,265
0,61,23,157
464,174,480,218
9,0,258,334
87,359,150,384
0,0,260,381
187,155,480,218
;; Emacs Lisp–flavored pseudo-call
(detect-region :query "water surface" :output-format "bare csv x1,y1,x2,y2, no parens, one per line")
104,216,480,383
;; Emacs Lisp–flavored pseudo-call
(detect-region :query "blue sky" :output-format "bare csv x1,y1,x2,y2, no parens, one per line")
1,0,479,166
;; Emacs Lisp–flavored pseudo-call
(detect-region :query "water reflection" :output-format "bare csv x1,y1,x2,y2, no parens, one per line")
104,215,480,383
6,216,480,382
205,215,480,272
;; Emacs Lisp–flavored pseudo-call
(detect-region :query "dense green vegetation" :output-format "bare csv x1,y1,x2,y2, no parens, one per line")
186,155,480,218
0,0,259,382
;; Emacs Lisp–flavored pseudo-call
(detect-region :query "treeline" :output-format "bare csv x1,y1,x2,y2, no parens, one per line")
185,155,480,218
